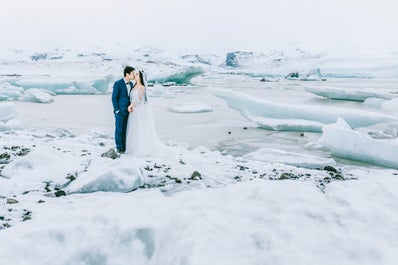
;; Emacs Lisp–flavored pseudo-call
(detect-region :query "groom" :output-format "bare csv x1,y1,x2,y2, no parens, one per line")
112,66,135,153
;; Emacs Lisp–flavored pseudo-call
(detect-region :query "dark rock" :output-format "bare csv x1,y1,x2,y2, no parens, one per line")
243,127,248,130
300,133,304,137
179,159,186,165
6,198,18,204
236,165,249,171
66,173,77,181
101,148,119,159
0,216,4,221
144,166,153,171
44,182,52,192
174,178,182,184
324,166,338,173
99,142,105,147
323,176,332,183
285,72,299,79
278,172,297,180
22,210,32,221
332,174,344,181
228,131,231,134
37,200,45,203
0,152,11,161
16,149,30,156
54,190,66,197
189,171,202,180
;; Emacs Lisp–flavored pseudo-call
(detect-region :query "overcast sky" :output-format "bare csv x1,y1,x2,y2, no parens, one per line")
1,0,398,54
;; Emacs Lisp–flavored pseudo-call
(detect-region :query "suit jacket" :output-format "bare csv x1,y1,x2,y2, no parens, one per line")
112,78,132,116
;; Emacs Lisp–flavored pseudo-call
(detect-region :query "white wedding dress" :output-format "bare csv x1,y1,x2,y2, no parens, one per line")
125,87,161,156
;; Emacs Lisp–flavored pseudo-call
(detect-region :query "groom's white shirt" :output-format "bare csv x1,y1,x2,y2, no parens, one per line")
123,78,131,95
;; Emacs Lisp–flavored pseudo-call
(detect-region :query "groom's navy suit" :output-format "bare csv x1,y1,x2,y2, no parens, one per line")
112,78,133,152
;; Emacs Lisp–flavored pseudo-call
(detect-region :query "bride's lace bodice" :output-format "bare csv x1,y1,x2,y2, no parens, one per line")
130,87,145,105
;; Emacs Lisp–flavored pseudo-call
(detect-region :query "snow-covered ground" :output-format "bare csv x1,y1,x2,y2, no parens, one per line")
1,46,398,264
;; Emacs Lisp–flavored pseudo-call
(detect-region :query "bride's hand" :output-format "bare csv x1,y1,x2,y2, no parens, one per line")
128,105,133,112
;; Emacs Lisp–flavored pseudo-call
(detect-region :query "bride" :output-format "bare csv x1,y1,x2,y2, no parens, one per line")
125,70,161,156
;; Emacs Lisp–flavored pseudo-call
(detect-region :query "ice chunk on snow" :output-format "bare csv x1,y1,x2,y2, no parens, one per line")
67,159,143,193
0,82,24,101
0,119,22,131
243,148,335,169
305,86,396,101
210,88,398,131
21,88,55,103
0,102,17,122
251,117,324,132
363,98,385,108
168,101,212,113
319,118,398,168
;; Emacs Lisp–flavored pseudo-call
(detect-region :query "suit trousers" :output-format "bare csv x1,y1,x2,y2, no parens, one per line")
114,113,129,151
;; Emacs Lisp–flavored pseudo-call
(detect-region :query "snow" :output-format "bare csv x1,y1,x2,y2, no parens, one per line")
381,97,398,112
1,172,398,265
0,102,17,122
1,46,398,264
319,118,398,168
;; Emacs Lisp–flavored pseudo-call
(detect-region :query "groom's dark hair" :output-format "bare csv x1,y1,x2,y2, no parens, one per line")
124,66,135,76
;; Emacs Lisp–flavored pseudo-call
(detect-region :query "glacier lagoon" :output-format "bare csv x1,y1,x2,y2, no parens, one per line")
1,47,398,265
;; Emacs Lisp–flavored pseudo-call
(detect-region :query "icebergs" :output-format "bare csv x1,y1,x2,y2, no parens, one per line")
150,66,204,85
0,82,24,101
21,88,55,103
320,118,398,168
243,148,336,169
305,86,396,101
211,88,398,132
168,101,212,113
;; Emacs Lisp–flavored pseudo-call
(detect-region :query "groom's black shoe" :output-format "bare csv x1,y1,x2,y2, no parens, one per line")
116,149,125,154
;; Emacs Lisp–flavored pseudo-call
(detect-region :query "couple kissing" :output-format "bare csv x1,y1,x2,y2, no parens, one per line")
111,66,160,156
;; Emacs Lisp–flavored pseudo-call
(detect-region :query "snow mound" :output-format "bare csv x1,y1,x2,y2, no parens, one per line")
0,102,17,122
